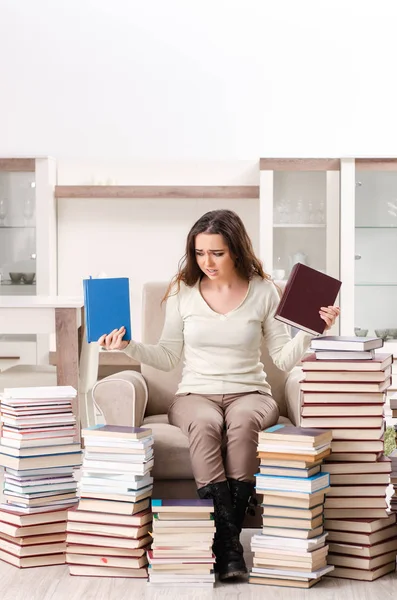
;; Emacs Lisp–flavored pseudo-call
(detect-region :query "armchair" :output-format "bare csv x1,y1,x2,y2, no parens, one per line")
92,282,303,525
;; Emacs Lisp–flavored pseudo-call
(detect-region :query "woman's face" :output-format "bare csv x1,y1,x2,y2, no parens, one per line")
194,233,236,280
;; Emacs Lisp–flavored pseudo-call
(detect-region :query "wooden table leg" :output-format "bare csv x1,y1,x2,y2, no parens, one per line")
55,307,80,443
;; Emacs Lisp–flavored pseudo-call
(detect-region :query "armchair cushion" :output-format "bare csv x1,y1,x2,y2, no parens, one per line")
92,370,148,427
141,419,193,479
284,367,304,426
140,283,183,416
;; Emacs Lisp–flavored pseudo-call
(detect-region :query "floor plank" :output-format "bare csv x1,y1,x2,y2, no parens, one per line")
0,520,396,600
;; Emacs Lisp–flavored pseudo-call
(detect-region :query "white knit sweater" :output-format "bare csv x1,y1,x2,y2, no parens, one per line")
124,276,313,395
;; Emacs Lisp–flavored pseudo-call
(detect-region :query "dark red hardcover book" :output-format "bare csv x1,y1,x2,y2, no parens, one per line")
275,263,341,335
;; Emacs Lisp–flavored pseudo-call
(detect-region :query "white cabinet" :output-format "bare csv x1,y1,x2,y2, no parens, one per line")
340,158,397,356
0,157,57,365
0,336,37,372
259,159,341,334
258,157,397,351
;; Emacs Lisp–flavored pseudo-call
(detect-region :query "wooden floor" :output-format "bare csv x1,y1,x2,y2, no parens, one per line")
0,523,396,600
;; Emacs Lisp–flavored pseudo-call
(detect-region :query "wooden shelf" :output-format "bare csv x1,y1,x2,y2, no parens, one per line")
260,158,340,171
0,158,35,172
54,185,259,199
356,159,397,171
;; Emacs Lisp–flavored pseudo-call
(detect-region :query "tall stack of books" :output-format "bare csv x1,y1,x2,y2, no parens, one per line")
301,335,397,581
66,425,153,578
0,385,82,568
147,499,216,588
393,391,397,504
249,425,334,589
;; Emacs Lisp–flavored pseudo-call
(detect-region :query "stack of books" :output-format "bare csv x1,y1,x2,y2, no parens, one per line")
301,335,397,581
389,449,397,513
0,385,82,568
325,514,397,580
66,425,153,578
147,499,216,587
391,392,397,498
249,425,334,589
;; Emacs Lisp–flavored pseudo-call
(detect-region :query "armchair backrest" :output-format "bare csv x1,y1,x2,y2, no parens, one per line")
141,281,289,417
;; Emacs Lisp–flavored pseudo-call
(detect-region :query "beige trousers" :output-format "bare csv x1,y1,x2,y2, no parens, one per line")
168,392,279,488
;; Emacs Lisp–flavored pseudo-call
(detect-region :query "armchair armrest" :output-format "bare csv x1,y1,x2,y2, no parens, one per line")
284,366,304,426
92,371,148,427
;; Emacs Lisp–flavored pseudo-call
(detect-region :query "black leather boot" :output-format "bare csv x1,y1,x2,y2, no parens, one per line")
197,481,247,581
228,478,258,533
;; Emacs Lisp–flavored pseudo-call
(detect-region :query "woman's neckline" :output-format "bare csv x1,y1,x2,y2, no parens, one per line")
197,277,252,317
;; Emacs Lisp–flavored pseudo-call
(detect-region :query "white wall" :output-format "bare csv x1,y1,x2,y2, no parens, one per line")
56,160,260,339
2,0,397,159
2,0,397,341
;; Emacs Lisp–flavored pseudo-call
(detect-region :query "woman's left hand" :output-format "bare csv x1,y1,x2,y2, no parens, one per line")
319,305,340,331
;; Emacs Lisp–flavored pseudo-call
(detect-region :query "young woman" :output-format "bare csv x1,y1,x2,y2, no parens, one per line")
99,209,339,581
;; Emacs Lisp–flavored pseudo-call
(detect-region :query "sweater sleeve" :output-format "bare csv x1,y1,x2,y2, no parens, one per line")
123,291,184,371
262,282,314,372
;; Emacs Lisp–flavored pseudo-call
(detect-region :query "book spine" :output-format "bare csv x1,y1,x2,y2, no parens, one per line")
274,263,299,316
83,279,91,343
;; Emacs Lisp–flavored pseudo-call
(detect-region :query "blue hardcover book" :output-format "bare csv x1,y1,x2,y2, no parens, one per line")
254,471,330,494
151,499,214,508
83,276,132,343
255,473,330,483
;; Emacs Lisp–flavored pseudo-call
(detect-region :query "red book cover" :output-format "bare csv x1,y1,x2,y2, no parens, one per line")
275,263,341,335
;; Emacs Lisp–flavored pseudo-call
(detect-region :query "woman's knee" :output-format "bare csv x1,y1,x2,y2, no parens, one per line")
189,416,223,435
228,404,279,433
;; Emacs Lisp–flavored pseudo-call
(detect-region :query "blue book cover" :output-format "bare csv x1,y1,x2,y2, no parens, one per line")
151,499,214,508
255,473,330,484
254,471,330,494
83,277,132,343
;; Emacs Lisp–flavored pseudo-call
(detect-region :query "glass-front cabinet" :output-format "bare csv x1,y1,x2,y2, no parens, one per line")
355,164,397,344
0,157,57,368
259,159,341,335
339,158,397,357
0,159,37,296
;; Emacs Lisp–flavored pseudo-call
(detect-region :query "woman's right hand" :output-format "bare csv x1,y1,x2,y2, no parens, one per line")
98,326,130,351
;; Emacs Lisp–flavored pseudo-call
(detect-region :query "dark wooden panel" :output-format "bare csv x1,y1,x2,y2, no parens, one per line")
55,307,80,443
55,185,260,199
0,158,35,172
356,159,397,171
260,158,340,171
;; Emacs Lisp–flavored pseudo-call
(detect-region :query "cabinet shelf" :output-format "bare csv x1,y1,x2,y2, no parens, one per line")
0,334,36,342
0,226,36,230
356,226,397,229
355,283,397,287
0,282,36,286
273,223,326,228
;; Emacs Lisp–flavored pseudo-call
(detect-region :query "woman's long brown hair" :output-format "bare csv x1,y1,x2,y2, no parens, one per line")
163,209,271,302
